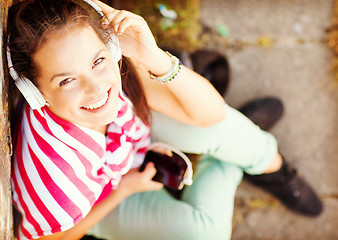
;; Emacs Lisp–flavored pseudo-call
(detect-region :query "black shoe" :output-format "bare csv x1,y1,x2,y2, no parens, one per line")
244,160,323,217
239,97,284,131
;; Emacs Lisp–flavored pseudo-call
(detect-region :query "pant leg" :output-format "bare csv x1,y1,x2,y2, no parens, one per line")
87,156,243,240
150,104,278,175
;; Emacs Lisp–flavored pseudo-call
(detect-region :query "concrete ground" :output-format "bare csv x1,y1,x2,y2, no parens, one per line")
200,0,338,239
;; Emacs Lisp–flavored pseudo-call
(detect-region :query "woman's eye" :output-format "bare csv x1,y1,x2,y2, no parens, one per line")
59,78,74,87
92,57,105,69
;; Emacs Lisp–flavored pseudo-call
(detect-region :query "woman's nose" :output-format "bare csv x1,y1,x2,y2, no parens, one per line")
82,74,103,95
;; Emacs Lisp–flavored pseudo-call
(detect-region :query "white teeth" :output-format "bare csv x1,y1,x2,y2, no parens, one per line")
82,92,109,110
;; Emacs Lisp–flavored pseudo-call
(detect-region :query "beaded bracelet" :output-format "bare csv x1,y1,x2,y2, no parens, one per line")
149,51,182,84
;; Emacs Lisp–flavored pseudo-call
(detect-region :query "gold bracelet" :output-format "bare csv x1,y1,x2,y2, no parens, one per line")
148,51,182,84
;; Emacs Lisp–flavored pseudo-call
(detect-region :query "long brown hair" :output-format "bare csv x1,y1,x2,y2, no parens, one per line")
7,0,150,125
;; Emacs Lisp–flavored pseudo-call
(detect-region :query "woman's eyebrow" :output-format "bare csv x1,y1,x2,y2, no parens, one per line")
50,72,73,82
91,48,106,63
50,48,106,82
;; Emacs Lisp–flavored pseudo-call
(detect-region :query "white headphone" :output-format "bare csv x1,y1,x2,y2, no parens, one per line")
148,142,193,189
7,0,122,117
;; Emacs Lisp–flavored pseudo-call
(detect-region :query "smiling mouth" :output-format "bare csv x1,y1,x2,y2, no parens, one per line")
81,90,109,110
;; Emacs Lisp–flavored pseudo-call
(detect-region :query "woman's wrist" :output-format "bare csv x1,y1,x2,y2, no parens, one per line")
149,51,181,84
113,185,133,201
143,48,172,76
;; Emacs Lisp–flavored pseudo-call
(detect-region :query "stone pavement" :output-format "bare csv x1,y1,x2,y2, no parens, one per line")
200,0,338,239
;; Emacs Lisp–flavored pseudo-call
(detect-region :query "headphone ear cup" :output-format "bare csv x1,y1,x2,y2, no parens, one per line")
15,77,47,109
108,34,122,64
7,45,47,116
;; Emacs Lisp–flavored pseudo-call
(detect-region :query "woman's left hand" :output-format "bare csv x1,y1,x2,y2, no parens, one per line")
93,0,161,63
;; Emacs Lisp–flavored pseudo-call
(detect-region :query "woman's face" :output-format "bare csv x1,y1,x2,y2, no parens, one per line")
33,25,121,132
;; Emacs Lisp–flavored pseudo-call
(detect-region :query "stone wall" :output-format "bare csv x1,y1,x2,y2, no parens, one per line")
0,0,13,239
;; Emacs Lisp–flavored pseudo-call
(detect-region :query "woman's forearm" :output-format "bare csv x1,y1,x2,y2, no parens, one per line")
134,49,226,127
166,64,226,126
62,190,127,240
38,188,129,240
37,165,162,240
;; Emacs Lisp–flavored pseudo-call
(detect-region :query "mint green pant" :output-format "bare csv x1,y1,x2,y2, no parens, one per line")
88,104,278,240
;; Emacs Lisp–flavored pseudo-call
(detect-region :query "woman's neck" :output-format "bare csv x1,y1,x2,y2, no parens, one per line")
92,124,108,135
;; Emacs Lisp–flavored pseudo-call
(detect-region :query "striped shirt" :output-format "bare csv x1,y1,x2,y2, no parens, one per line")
12,93,150,239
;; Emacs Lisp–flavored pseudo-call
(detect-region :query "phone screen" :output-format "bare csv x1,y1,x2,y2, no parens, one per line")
139,150,188,189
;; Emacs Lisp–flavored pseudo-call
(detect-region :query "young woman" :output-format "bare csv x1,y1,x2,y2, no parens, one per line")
7,0,322,239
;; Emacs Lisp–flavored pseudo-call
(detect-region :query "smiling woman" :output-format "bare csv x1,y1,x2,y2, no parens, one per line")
33,26,120,132
7,0,322,240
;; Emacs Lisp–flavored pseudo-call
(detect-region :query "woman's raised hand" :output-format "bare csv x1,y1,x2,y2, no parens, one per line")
93,0,161,63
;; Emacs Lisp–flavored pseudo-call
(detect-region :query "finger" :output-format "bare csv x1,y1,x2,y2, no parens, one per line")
149,181,164,190
110,11,143,33
151,146,162,152
165,149,173,157
152,147,173,157
143,162,158,178
91,0,116,13
150,146,168,155
101,9,120,27
109,10,129,33
114,15,135,34
91,0,120,27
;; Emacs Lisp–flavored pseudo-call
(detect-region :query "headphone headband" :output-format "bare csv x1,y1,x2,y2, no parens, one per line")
83,0,104,17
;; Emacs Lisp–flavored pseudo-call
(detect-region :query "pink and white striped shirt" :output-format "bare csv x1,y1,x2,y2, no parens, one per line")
12,93,150,239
